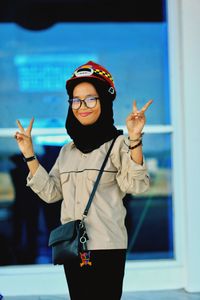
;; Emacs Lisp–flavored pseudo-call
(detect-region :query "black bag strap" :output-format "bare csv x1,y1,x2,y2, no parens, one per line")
82,137,117,218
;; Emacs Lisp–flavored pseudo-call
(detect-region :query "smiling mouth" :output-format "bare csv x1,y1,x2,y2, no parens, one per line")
79,112,92,117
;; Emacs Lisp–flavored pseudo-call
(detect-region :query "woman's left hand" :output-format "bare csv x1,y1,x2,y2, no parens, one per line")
126,99,153,136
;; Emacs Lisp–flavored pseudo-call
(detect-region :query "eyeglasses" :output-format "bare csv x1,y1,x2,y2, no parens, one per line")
68,96,99,110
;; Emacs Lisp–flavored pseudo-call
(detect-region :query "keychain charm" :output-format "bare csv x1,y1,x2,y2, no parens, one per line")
80,251,92,267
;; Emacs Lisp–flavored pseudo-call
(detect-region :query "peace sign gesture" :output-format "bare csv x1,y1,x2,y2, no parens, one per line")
14,117,35,157
126,99,153,136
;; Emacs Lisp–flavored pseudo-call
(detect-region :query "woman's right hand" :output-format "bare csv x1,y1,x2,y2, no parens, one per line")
14,117,35,157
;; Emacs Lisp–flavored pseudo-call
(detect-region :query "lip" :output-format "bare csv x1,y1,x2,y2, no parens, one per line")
78,112,92,117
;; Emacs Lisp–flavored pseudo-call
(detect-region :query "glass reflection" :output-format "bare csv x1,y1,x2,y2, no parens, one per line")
0,21,172,265
0,133,173,264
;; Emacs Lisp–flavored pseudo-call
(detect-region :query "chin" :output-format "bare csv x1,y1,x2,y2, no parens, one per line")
78,119,95,126
77,115,99,126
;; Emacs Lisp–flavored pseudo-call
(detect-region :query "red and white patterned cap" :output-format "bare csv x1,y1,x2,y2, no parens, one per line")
66,61,116,100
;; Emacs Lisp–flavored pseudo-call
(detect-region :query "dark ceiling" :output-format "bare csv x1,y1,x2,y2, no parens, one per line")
0,0,165,30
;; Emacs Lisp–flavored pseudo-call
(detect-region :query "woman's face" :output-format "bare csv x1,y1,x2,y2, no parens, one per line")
72,82,101,126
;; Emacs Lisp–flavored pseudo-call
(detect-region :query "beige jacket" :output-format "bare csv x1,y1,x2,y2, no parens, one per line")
27,135,150,250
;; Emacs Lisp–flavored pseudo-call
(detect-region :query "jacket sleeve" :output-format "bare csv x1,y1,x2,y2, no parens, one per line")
26,157,63,203
110,136,150,194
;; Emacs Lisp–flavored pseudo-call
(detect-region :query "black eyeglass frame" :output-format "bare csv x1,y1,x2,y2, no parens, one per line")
68,96,100,110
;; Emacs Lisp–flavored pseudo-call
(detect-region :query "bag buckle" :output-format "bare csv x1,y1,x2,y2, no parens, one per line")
80,231,87,244
82,213,87,220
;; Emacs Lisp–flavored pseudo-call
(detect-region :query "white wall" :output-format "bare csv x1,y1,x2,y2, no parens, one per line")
168,0,200,292
180,0,200,292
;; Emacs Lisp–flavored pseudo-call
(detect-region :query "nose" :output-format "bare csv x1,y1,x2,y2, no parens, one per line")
79,99,88,109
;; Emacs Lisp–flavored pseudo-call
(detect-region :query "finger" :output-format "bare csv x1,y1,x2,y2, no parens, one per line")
14,132,22,140
27,117,34,135
141,99,153,113
132,100,138,113
126,113,133,122
16,119,25,132
15,131,29,141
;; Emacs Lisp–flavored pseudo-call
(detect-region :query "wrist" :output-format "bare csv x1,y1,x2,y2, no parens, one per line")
23,154,37,163
23,151,35,158
128,132,144,142
129,140,143,150
128,130,142,136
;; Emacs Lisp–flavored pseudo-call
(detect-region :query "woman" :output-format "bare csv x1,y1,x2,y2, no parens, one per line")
14,61,152,300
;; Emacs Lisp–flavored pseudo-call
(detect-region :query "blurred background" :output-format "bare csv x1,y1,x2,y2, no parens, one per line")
0,0,173,266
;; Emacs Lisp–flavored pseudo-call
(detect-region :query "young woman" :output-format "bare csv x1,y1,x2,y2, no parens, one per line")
14,61,153,300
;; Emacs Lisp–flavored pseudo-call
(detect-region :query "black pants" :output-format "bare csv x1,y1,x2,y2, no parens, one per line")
63,249,126,300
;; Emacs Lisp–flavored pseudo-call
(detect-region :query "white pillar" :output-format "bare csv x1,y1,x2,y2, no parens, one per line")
180,0,200,292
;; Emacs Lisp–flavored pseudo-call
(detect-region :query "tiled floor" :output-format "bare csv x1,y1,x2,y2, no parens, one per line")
2,289,200,300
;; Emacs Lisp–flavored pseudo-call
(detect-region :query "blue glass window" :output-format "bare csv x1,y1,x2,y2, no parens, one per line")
0,21,173,264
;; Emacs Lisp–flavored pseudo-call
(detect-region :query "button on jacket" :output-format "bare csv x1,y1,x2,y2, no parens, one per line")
27,135,150,250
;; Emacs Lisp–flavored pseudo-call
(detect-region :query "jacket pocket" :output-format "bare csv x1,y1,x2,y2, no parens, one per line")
87,170,116,185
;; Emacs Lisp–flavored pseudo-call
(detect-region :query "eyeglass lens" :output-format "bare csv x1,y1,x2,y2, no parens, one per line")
70,97,98,109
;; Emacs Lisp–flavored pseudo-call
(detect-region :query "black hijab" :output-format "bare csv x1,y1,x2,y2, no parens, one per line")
65,80,123,153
